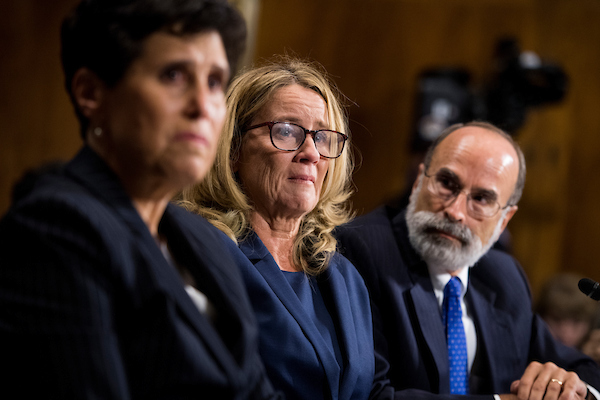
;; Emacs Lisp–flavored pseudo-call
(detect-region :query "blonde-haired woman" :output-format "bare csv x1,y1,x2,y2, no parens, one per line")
183,57,391,399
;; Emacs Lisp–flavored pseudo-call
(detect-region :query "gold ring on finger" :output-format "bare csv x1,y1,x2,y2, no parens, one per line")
550,378,563,386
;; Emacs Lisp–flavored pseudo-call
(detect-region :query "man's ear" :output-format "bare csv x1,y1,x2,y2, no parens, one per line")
71,68,105,119
500,205,518,233
412,163,425,193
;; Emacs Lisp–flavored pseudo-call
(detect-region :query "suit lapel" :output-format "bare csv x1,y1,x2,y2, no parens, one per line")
392,210,450,393
240,233,341,400
166,208,251,331
159,207,249,375
66,147,242,378
317,267,360,400
468,268,514,393
409,272,450,393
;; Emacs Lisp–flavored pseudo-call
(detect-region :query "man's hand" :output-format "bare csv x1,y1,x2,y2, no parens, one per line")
507,361,588,400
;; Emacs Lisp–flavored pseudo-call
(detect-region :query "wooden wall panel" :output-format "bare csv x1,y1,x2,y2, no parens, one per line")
1,0,599,296
508,0,600,291
254,0,539,212
0,0,81,214
543,0,600,283
253,0,600,294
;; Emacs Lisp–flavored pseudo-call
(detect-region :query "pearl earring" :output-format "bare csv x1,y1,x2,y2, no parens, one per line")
93,127,102,137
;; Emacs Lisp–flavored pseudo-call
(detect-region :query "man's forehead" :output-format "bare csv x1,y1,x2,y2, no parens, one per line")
429,127,519,189
433,127,517,166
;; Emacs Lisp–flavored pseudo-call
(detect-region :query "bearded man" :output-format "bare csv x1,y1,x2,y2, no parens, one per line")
336,122,600,400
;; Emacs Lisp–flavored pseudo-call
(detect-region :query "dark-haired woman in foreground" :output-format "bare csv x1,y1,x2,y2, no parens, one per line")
0,0,279,398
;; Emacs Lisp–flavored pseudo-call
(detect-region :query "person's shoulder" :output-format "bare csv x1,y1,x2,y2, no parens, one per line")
473,248,530,294
343,206,394,229
336,205,405,256
330,251,362,277
336,206,397,245
168,204,218,235
327,252,370,296
4,168,115,230
213,226,249,262
477,248,523,272
329,252,370,291
167,207,249,283
167,206,242,259
0,169,127,274
10,161,66,204
325,253,373,325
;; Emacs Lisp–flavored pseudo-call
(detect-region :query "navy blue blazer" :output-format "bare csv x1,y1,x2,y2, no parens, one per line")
220,231,376,400
0,147,279,399
336,207,600,400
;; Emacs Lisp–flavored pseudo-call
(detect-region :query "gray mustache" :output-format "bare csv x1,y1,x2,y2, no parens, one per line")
421,214,472,244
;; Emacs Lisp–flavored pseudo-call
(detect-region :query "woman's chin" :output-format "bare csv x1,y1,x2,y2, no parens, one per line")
180,157,214,182
280,198,319,219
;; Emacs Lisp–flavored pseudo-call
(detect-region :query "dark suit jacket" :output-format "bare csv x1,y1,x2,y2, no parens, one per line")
0,147,279,399
336,207,600,400
220,231,376,400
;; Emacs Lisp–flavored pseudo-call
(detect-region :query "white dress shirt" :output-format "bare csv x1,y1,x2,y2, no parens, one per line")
160,241,216,320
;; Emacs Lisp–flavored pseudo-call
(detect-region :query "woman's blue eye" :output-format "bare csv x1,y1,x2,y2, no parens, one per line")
277,126,295,137
314,132,329,145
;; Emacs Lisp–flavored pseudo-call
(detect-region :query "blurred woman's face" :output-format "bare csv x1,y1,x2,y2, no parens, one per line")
95,30,229,194
235,84,331,222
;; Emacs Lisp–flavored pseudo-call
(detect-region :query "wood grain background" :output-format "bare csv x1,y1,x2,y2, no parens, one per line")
2,0,599,296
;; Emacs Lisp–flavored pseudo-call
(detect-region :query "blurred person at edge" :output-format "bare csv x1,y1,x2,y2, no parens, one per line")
536,273,598,349
583,321,600,366
536,273,600,367
181,57,401,400
0,0,282,398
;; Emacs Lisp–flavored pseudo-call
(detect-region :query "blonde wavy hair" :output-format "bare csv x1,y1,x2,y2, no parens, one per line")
180,56,354,276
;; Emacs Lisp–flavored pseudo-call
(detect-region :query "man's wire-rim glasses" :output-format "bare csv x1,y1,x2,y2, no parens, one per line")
423,169,512,218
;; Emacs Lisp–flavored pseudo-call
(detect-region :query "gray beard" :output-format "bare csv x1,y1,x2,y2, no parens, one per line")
406,177,506,275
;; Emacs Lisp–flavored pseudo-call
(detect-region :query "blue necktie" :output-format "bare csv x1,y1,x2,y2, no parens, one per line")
442,277,469,394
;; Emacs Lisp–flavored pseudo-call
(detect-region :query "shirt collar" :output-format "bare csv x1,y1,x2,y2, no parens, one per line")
428,266,470,308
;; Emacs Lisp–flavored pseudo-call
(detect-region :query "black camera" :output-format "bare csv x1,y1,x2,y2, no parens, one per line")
411,37,568,150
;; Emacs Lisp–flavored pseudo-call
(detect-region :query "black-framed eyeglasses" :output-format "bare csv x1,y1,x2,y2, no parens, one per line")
424,169,512,219
244,121,348,159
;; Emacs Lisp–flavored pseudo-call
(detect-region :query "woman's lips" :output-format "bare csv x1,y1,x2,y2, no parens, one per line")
289,174,315,183
174,132,209,146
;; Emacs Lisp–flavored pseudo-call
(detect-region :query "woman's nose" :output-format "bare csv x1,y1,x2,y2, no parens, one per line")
294,133,321,163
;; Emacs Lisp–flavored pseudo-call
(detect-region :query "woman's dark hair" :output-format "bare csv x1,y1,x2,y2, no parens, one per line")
61,0,247,137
